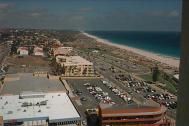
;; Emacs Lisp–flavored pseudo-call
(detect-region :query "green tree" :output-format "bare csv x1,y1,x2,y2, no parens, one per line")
152,65,159,82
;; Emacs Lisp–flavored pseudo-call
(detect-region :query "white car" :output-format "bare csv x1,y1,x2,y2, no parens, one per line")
82,120,87,126
95,87,102,92
83,83,90,86
87,86,93,90
102,80,108,84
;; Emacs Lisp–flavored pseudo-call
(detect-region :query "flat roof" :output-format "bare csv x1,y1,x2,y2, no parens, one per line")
57,56,93,66
0,92,80,123
1,73,66,95
54,47,73,55
99,104,166,117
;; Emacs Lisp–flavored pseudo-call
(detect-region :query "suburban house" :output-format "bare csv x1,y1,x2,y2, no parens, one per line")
33,47,44,56
17,47,29,56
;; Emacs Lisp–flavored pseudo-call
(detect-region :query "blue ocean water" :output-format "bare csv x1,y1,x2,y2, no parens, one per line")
86,31,181,58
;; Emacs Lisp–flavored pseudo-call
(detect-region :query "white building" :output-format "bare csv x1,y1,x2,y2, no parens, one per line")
56,56,94,76
0,92,81,126
17,47,29,56
53,47,73,56
34,47,44,56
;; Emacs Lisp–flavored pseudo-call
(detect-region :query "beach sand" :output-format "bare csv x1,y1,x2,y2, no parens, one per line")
83,32,180,68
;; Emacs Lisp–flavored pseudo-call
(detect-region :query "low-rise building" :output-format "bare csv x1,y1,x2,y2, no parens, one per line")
17,47,28,56
56,56,94,76
98,104,170,126
0,91,81,126
34,47,44,56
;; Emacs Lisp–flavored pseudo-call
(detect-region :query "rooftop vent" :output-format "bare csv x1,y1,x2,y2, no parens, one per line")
4,101,8,105
46,106,50,109
40,101,47,106
21,102,32,107
7,111,13,114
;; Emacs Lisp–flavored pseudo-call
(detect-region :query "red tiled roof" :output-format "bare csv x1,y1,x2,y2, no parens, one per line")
18,47,28,51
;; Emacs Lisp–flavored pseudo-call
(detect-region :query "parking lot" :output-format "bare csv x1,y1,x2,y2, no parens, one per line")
115,74,177,110
67,79,137,117
66,79,138,125
67,79,129,106
77,48,177,119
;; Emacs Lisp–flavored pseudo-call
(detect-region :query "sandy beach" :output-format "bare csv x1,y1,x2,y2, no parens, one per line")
83,32,180,68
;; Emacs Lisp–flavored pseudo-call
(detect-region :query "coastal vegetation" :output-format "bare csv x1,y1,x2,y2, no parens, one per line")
139,73,177,94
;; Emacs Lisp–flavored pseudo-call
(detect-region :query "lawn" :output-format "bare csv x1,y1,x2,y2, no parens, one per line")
139,74,153,82
139,73,177,94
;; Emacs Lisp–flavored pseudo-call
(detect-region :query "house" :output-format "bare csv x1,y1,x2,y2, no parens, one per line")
34,47,44,56
17,47,28,56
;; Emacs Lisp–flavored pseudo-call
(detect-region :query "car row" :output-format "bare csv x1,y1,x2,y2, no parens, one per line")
115,74,177,110
102,80,133,104
83,83,115,104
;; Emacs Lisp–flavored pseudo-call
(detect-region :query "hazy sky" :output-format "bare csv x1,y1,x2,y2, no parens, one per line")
0,0,182,31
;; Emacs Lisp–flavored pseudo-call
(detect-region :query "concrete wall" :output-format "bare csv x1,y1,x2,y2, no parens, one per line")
176,1,189,126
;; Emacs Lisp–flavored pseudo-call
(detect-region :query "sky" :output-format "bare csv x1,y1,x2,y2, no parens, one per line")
0,0,182,31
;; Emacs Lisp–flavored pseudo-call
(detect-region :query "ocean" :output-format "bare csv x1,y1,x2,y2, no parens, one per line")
86,31,181,58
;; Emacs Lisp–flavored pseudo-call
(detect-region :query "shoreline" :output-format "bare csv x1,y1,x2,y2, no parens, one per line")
82,32,180,68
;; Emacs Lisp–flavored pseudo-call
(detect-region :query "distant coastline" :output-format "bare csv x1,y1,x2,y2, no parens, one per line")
82,32,180,68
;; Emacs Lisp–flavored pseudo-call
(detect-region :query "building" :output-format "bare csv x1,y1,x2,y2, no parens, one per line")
34,47,44,56
0,116,3,126
0,91,81,126
86,109,99,126
98,104,170,126
17,47,28,56
55,56,94,76
53,47,73,56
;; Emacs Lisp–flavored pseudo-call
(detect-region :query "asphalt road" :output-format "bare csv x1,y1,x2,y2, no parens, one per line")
0,47,9,65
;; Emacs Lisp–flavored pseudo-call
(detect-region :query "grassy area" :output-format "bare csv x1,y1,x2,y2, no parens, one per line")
159,78,177,94
139,74,153,82
139,73,177,94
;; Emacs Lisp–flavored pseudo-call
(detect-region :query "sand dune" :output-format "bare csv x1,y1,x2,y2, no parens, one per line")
83,32,180,68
